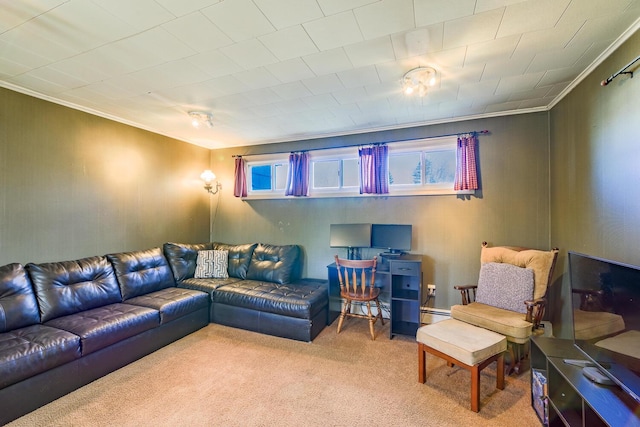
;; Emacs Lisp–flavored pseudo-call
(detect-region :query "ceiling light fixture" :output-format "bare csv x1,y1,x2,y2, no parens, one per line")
188,111,214,128
402,67,437,97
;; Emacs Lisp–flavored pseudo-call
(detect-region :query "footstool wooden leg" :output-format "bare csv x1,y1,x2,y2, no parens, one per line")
418,343,426,383
471,365,480,413
497,352,505,390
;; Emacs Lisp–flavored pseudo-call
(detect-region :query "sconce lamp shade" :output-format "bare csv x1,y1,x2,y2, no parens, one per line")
201,169,221,195
201,169,216,183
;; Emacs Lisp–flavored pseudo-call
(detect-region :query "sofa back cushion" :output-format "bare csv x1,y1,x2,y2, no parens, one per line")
27,256,122,323
163,242,213,283
107,247,175,300
213,243,258,279
0,263,41,332
246,244,301,284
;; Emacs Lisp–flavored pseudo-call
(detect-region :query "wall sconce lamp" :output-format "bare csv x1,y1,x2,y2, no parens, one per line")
402,66,437,97
189,111,214,128
200,169,221,194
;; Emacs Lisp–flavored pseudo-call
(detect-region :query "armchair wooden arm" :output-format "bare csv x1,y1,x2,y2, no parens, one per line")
572,288,605,311
454,285,477,305
524,297,546,328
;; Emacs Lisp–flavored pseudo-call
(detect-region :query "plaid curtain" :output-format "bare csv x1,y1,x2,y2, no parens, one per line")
454,134,479,191
233,157,247,197
285,152,309,196
359,144,389,194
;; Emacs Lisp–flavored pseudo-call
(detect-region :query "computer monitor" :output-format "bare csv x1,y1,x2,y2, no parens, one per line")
370,224,412,256
329,224,372,259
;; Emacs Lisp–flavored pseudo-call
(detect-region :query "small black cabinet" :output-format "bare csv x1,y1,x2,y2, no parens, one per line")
388,255,422,338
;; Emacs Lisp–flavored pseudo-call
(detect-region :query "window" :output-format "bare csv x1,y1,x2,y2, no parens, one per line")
248,162,287,193
311,157,359,191
243,136,468,199
389,152,422,186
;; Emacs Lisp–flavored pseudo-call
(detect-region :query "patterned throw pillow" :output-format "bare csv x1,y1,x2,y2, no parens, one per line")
194,250,229,279
476,262,534,314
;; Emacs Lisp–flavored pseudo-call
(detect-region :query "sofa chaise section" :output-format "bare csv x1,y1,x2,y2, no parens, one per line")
164,242,329,342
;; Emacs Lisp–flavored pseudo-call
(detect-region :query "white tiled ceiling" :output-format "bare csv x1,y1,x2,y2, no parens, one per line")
0,0,638,149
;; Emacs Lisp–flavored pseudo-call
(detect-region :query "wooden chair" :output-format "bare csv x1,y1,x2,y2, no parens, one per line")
334,256,384,340
451,242,559,374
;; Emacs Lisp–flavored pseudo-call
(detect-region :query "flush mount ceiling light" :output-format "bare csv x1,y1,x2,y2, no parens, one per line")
402,66,437,97
188,111,214,128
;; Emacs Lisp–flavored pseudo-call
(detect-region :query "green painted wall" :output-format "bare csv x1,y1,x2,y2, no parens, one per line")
210,112,552,309
549,30,640,338
0,88,211,265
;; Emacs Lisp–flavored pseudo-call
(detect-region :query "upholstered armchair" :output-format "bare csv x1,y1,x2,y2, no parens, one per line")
451,242,559,374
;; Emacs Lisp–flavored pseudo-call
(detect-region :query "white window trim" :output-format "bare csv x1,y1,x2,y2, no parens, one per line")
242,137,474,200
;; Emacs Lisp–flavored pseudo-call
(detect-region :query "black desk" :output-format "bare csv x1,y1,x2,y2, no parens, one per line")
327,254,422,338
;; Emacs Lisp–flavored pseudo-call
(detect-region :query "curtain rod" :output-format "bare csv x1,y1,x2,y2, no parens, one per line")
601,54,639,86
232,129,489,157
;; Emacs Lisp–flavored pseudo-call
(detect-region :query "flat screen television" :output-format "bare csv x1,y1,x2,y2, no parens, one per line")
329,224,371,260
569,251,640,404
370,224,412,255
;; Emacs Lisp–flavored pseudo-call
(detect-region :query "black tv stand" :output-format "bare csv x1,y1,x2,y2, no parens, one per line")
531,337,638,426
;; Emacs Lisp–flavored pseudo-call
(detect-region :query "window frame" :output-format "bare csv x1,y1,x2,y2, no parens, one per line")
243,136,473,199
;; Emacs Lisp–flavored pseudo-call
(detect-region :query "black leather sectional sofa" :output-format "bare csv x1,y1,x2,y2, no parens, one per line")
0,242,328,424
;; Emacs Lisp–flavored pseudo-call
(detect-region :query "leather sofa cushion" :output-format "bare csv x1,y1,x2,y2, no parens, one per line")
125,288,209,324
246,244,300,284
179,277,243,301
163,242,213,283
213,243,257,279
107,247,176,300
0,324,81,389
27,256,122,323
45,303,159,356
0,263,40,332
213,280,328,320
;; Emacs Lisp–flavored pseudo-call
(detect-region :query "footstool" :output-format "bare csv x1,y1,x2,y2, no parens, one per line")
416,319,507,412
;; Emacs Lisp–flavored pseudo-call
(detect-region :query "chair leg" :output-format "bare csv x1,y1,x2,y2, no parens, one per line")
418,343,426,383
336,300,350,334
367,301,375,340
374,298,385,325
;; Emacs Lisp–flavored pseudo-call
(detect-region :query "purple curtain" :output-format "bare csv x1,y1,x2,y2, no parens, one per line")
233,157,247,197
285,152,309,196
454,134,479,191
359,144,389,194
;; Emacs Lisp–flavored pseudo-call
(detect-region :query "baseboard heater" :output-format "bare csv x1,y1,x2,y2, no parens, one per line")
420,307,451,324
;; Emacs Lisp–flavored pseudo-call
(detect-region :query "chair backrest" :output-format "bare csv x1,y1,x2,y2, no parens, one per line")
480,242,559,301
334,256,377,297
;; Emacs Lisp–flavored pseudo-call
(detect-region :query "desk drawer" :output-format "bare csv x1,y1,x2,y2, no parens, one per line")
390,262,420,276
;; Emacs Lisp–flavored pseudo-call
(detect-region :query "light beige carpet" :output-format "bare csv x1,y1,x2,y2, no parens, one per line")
9,321,541,427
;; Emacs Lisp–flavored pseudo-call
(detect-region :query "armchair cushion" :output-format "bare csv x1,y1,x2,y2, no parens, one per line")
476,262,534,314
451,302,533,342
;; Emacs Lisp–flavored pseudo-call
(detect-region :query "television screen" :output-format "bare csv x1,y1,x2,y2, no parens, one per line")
329,224,371,248
370,224,412,254
569,251,640,404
